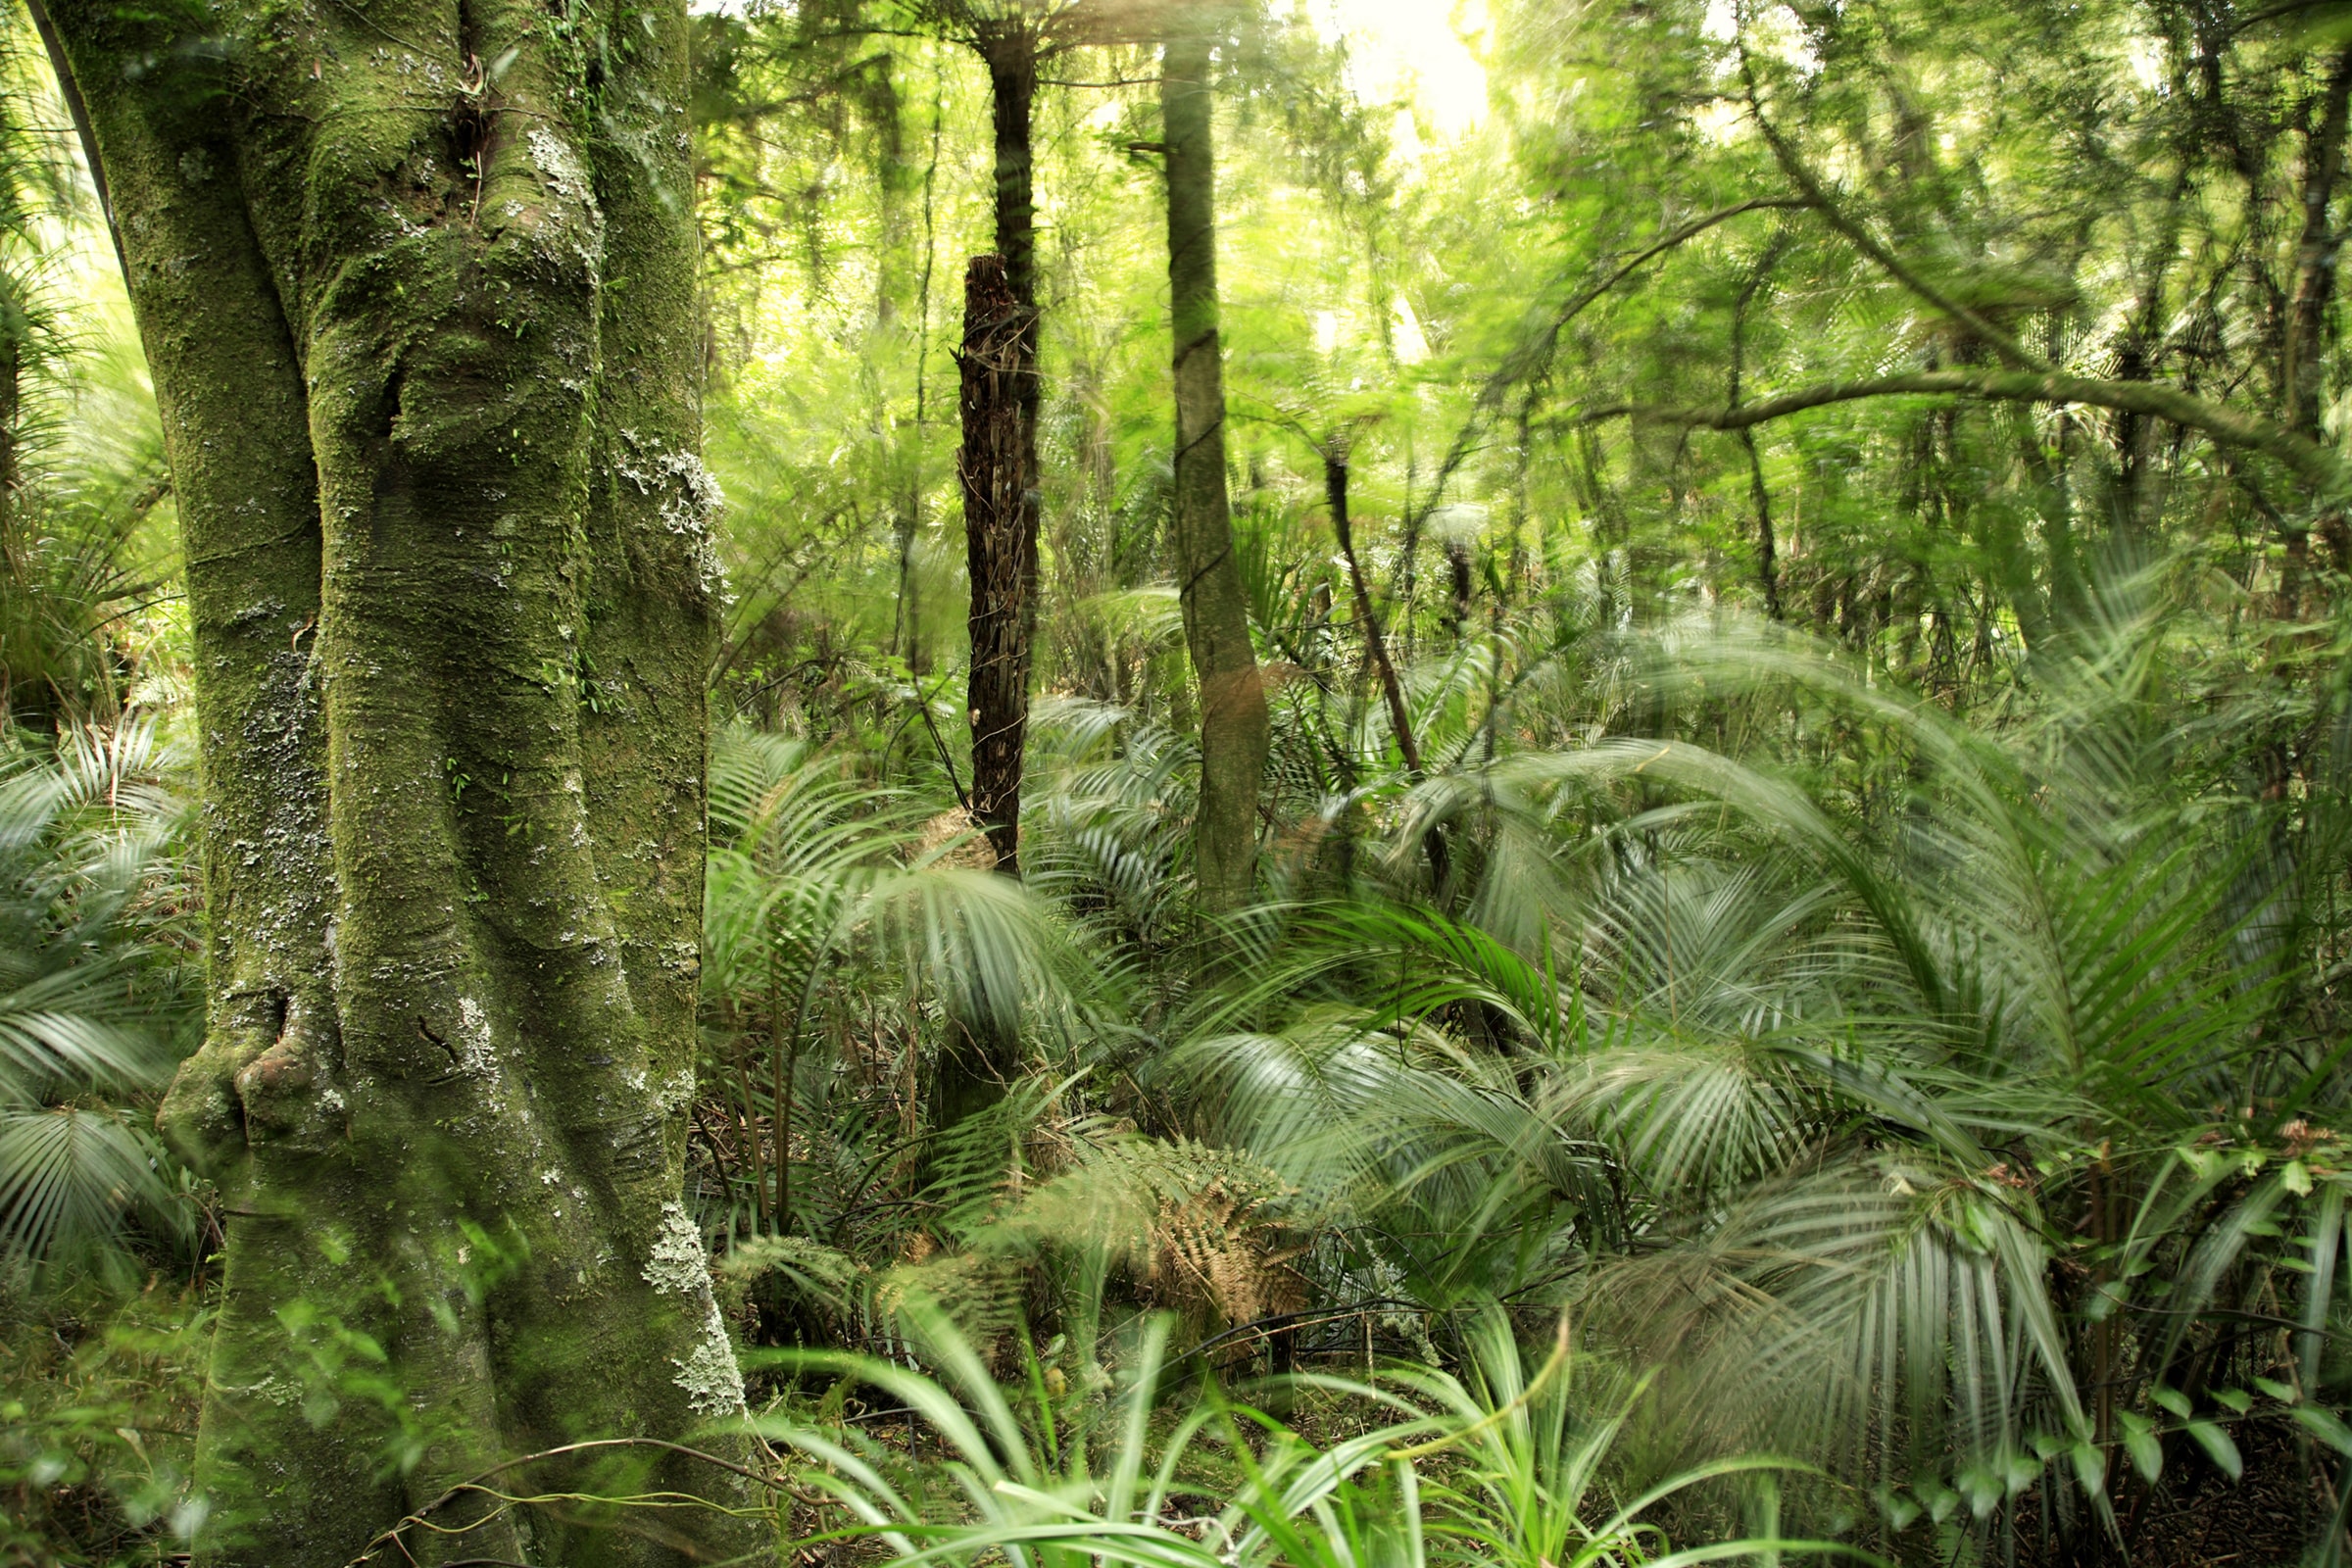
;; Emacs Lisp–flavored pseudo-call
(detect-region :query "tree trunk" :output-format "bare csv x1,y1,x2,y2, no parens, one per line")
1328,450,1416,775
960,24,1042,875
940,254,1031,1130
1445,536,1474,639
958,253,1035,875
1328,448,1450,895
1161,27,1266,915
2286,43,2352,583
38,4,752,1562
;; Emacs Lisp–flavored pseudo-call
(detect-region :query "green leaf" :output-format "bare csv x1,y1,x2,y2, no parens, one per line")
2119,1412,2163,1481
2070,1442,2106,1496
2150,1386,2192,1419
2255,1377,2298,1403
2184,1420,2242,1481
2294,1405,2352,1458
2213,1388,2251,1415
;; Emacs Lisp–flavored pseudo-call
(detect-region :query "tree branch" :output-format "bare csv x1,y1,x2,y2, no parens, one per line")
1580,370,2347,497
1739,40,2051,372
1405,196,1808,529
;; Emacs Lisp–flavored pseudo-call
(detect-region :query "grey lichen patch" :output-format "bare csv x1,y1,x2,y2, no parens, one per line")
641,1200,709,1296
525,127,592,206
673,1298,746,1415
221,1374,304,1409
642,1201,746,1414
455,996,498,1076
615,430,728,600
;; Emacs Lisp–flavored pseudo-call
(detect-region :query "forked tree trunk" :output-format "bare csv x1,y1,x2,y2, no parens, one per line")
38,3,752,1562
1162,26,1267,915
961,24,1042,874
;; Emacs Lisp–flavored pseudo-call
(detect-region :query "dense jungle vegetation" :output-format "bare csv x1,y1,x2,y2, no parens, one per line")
5,0,2352,1562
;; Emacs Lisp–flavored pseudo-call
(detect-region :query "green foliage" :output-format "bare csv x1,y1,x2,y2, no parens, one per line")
0,1281,209,1565
757,1301,1862,1568
0,718,196,1285
16,0,2352,1560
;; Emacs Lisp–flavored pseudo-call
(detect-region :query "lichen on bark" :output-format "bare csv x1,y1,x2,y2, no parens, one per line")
34,1,753,1561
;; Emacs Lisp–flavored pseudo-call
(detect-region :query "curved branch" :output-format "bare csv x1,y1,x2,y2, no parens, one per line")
1580,370,2347,497
1739,40,2050,372
1406,195,1808,527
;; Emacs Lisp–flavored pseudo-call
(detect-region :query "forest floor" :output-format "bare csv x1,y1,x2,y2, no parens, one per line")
2000,1420,2332,1568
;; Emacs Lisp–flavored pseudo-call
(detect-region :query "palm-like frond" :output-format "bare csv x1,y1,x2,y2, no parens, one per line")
0,1103,179,1266
0,718,193,1275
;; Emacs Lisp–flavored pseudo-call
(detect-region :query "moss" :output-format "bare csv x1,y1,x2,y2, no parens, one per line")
44,1,748,1561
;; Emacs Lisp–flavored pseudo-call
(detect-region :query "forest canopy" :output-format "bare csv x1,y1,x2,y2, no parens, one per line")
4,0,2352,1564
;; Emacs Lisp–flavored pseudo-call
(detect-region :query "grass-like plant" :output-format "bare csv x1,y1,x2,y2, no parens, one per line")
755,1298,1882,1568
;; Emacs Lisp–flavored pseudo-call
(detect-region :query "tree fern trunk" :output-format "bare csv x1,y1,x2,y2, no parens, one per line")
961,24,1041,875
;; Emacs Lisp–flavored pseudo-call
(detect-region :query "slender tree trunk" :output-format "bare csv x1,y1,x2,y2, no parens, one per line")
896,74,948,680
933,19,1043,1151
1328,448,1449,894
0,317,27,726
38,4,751,1562
1327,450,1415,774
1445,536,1474,639
1728,236,1788,619
940,252,1031,1130
960,24,1042,874
2286,43,2352,584
1162,27,1266,914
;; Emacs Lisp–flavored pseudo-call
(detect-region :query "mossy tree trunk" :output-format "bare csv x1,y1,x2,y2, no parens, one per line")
37,2,751,1561
1161,24,1266,915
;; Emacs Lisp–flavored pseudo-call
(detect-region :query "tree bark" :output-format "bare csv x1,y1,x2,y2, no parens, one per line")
1161,27,1266,914
959,23,1042,875
940,254,1031,1129
37,3,751,1562
957,252,1035,875
2285,44,2352,442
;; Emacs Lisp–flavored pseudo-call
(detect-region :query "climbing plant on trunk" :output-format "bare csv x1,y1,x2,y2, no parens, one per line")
35,1,753,1562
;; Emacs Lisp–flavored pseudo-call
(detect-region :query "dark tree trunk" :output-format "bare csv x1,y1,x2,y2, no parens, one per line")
1445,536,1474,639
958,253,1037,873
958,24,1042,875
1328,450,1415,776
36,2,752,1561
2286,43,2352,583
1327,448,1449,895
1162,26,1267,914
1728,236,1788,620
940,252,1032,1131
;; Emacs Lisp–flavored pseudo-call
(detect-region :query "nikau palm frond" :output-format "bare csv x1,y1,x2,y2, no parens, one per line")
1148,578,2340,1537
0,717,194,1275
